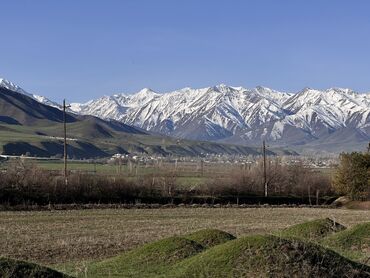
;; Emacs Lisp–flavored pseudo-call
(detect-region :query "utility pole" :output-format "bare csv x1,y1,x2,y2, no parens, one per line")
263,140,267,197
63,99,68,185
175,139,180,171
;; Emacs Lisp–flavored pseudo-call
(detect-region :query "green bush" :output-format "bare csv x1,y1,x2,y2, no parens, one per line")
333,152,370,200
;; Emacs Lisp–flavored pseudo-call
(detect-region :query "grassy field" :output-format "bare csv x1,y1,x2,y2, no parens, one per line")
1,158,240,175
0,207,368,269
0,159,231,190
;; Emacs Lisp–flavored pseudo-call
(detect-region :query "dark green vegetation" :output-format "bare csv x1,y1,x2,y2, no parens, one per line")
0,87,280,158
184,229,236,248
169,235,369,278
76,230,236,277
277,218,346,240
64,222,370,278
333,152,370,200
86,237,205,277
0,257,70,278
277,218,370,265
323,222,370,263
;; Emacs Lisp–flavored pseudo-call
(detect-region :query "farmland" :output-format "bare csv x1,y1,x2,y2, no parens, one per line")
0,155,335,189
0,207,368,271
0,150,368,276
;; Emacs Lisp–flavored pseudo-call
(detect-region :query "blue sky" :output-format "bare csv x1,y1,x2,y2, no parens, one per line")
1,0,370,102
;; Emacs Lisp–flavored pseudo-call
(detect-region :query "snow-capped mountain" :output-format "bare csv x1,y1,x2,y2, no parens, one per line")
68,84,370,150
0,78,32,96
0,78,60,108
2,76,370,151
71,85,294,140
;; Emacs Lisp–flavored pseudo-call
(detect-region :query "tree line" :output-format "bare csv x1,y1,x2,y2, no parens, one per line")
0,158,334,206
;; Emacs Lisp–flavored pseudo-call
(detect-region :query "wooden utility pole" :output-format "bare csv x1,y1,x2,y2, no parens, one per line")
63,99,68,185
263,140,267,197
175,139,180,171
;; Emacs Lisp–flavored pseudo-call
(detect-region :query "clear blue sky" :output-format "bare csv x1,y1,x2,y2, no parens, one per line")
1,0,370,102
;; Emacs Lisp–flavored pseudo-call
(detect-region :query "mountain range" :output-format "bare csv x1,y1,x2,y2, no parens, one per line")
0,78,276,158
1,77,370,154
70,84,370,153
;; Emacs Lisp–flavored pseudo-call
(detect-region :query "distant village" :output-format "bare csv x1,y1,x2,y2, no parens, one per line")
108,153,338,169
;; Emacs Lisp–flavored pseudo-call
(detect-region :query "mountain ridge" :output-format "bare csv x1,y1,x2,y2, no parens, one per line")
68,84,370,152
1,77,369,153
0,83,278,158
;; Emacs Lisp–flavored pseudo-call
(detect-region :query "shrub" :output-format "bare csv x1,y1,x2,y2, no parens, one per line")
333,152,370,200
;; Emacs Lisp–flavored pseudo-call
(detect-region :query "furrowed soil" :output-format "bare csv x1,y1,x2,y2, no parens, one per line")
0,208,368,266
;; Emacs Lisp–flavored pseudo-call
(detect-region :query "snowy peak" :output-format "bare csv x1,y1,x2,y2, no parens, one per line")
128,88,160,106
0,77,61,108
136,87,159,96
68,84,370,146
284,87,364,111
210,83,237,93
0,78,30,96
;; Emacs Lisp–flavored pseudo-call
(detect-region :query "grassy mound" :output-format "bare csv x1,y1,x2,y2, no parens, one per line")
86,236,204,277
323,222,370,263
184,229,236,248
168,235,370,277
0,257,70,278
277,218,346,240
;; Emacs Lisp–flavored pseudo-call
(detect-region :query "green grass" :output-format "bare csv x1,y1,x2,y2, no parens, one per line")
176,176,209,187
60,225,370,277
35,160,119,173
0,257,70,278
184,229,236,248
276,218,346,241
84,237,204,277
168,235,370,278
275,218,370,265
322,222,370,264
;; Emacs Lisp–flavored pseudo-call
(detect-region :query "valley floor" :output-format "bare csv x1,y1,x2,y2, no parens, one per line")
0,207,369,268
